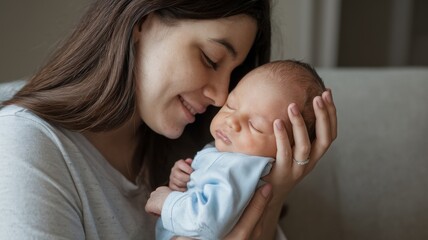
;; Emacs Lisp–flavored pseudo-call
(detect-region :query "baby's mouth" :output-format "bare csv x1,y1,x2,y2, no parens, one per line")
215,129,231,144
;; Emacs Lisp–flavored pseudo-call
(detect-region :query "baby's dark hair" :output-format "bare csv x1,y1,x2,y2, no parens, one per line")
264,60,326,142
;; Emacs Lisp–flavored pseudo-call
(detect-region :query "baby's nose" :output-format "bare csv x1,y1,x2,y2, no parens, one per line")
226,116,241,132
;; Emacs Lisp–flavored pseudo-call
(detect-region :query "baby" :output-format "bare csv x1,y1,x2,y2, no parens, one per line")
145,60,326,239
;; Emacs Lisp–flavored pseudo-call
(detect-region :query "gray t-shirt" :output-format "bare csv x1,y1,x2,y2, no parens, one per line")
0,105,156,239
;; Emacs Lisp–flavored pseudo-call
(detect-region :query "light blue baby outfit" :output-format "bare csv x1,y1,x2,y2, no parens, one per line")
157,144,274,240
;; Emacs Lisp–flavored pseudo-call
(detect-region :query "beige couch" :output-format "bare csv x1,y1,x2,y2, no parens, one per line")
280,68,428,240
2,68,428,239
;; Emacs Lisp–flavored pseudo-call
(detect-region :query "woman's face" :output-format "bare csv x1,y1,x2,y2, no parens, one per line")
133,14,257,139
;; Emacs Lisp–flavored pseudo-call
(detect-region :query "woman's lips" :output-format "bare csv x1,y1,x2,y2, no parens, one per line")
179,96,196,123
215,129,231,144
178,95,207,123
179,95,197,115
179,95,206,114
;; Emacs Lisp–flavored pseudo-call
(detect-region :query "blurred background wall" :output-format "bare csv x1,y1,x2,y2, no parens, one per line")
1,0,427,82
271,0,428,67
0,0,87,83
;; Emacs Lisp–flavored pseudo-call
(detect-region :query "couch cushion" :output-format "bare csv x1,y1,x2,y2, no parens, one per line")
281,68,428,240
0,80,26,103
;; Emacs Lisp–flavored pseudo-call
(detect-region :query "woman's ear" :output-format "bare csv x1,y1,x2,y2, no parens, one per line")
133,24,141,44
133,14,151,43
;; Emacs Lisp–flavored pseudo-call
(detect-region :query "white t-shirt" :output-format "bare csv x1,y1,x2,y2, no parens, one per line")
0,105,156,239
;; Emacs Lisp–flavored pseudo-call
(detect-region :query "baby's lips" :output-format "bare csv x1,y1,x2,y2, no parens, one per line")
215,129,232,144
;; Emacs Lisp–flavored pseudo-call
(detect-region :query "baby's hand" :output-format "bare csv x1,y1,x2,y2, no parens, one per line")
169,158,193,192
145,186,172,216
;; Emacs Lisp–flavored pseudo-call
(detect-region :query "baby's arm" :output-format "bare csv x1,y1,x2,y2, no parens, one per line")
145,186,172,216
145,159,192,216
160,154,272,239
169,158,193,192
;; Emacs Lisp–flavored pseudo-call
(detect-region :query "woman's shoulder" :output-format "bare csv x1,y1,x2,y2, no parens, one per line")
0,80,26,102
0,105,66,157
0,105,56,137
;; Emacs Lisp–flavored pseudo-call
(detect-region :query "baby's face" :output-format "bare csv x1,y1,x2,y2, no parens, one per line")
210,69,305,158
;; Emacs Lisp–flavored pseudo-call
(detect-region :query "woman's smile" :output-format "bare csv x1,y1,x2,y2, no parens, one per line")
178,95,207,123
179,95,196,123
179,95,197,115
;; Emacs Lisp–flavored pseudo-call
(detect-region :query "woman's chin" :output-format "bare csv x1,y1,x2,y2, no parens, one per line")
160,126,185,139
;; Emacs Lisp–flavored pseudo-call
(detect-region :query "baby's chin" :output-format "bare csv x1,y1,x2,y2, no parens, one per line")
214,140,233,153
217,145,277,159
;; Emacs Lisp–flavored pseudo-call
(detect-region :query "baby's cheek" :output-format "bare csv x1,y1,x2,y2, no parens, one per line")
261,135,277,158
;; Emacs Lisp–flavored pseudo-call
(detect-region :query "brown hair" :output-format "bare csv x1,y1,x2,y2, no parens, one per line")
4,0,272,189
266,60,326,142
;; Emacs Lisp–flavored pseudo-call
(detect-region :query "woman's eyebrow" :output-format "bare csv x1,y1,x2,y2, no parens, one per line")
209,38,237,59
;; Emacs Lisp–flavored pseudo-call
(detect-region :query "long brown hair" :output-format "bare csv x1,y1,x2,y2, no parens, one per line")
4,0,272,189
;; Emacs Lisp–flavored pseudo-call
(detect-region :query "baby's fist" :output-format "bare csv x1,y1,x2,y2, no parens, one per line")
145,186,172,216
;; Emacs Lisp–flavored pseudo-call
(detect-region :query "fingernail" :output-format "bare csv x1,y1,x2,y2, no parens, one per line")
275,119,284,130
261,184,272,198
289,103,299,116
325,90,333,104
316,97,324,108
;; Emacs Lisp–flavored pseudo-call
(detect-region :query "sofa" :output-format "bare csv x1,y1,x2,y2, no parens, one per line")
280,68,428,240
2,68,428,239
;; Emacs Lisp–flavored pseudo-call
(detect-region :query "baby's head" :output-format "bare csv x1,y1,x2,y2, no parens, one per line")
210,60,325,158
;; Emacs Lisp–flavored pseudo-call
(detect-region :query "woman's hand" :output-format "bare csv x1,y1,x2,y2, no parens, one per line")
251,90,337,240
169,158,193,192
267,90,337,202
308,90,337,169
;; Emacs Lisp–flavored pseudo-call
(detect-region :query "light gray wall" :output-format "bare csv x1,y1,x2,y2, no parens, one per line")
0,0,88,82
4,1,420,83
0,1,304,83
271,0,341,67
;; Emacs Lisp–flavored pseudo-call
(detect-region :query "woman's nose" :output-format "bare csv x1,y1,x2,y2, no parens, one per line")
203,74,230,107
226,115,241,132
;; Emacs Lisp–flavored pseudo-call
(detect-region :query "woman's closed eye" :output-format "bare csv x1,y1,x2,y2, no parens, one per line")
202,52,218,70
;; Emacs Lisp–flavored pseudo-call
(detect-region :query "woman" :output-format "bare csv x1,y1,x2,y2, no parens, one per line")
0,0,337,239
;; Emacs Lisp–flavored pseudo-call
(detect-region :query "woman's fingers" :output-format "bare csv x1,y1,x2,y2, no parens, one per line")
308,94,333,171
285,103,311,182
288,103,311,162
323,89,337,140
224,184,272,240
273,119,292,171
